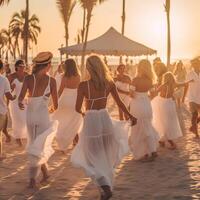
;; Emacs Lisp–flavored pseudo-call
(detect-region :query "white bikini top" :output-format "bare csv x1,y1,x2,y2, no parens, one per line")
86,81,107,110
32,74,51,97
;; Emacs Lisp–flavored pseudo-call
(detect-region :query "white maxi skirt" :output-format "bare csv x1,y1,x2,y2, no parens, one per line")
151,96,183,141
26,96,58,178
71,109,129,188
129,92,159,160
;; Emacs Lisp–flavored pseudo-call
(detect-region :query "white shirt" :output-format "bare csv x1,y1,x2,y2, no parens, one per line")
0,75,11,115
186,70,200,104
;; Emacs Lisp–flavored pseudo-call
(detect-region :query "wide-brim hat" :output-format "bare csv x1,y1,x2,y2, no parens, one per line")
33,52,53,65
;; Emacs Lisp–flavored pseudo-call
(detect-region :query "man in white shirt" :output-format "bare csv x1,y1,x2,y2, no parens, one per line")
183,58,200,137
0,60,16,160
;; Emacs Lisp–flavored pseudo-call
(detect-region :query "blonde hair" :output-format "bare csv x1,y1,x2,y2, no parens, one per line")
86,55,113,90
137,59,154,82
173,60,184,75
162,72,176,87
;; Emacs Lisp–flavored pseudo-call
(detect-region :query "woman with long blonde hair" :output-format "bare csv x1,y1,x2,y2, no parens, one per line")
129,59,159,162
71,55,136,200
152,72,190,149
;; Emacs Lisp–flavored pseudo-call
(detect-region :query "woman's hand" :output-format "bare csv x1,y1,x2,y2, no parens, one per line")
11,83,16,92
48,106,55,113
128,115,137,126
18,101,25,110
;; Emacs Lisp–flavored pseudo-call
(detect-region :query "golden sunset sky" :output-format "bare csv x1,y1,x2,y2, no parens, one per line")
1,0,200,61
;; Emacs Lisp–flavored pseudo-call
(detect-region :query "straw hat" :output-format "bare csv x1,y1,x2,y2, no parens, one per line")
33,52,53,65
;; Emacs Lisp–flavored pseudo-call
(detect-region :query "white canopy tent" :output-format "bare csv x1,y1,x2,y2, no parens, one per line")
59,27,157,57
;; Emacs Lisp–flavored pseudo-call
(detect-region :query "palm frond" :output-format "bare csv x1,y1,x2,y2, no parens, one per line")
0,0,10,6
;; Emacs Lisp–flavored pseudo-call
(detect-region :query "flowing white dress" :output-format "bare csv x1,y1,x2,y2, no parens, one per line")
9,78,27,139
26,75,58,178
151,96,182,141
129,92,159,160
71,82,129,189
53,88,83,151
115,81,131,106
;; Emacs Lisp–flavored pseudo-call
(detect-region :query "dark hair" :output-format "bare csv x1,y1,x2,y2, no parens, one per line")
63,59,80,78
0,60,3,70
15,59,24,71
117,64,125,71
32,63,49,74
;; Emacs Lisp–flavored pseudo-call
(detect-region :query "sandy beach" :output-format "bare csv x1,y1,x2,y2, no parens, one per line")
1,101,200,200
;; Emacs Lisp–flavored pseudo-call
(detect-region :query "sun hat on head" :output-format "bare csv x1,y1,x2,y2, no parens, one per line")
33,51,53,65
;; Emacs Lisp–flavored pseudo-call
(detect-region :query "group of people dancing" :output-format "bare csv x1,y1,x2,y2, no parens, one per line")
0,52,200,200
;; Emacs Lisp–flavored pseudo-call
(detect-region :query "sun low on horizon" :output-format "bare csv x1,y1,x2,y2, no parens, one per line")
1,0,200,62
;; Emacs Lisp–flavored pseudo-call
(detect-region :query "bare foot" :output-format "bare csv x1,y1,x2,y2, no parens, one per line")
27,179,38,189
40,175,50,185
139,155,155,163
16,139,23,147
100,185,112,200
189,126,199,138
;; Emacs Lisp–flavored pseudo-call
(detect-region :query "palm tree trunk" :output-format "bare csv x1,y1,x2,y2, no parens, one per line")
120,0,125,63
23,0,29,64
166,0,171,68
121,0,125,35
81,8,86,43
65,25,69,59
81,11,91,76
16,41,21,58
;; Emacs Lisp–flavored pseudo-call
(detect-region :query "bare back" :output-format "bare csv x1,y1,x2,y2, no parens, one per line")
132,77,153,93
26,74,52,97
63,75,80,89
159,84,175,98
82,80,110,110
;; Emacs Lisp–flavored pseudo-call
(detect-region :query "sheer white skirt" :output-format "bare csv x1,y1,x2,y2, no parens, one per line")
152,96,183,141
53,89,83,151
71,109,129,188
129,93,159,160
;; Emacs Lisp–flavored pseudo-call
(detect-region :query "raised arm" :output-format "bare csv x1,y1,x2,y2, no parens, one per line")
110,83,137,125
50,77,58,111
75,82,85,116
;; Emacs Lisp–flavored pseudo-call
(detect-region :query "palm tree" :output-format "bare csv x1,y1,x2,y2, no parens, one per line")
164,0,171,67
0,29,8,58
56,0,76,59
23,0,29,63
79,0,107,73
0,0,10,6
0,0,30,63
9,10,41,60
0,28,14,60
